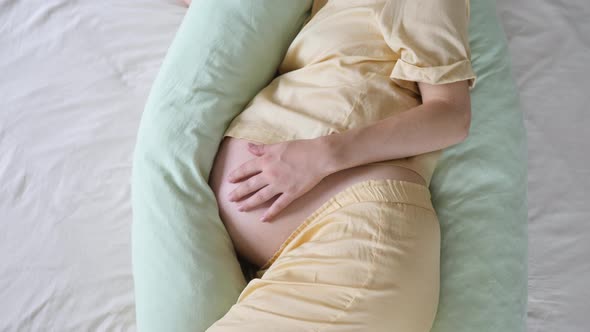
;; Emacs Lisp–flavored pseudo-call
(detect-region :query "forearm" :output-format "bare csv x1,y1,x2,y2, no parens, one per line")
318,100,470,174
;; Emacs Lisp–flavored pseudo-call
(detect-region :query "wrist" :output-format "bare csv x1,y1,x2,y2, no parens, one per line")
313,132,348,176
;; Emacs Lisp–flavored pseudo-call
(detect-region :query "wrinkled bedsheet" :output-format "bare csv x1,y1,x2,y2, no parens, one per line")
0,1,186,330
0,0,588,331
496,0,590,331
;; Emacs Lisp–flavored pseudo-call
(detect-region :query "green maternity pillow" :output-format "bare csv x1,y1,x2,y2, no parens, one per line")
131,0,527,331
131,1,312,331
429,0,528,331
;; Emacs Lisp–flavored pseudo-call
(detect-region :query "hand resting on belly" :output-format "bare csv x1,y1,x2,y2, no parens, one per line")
208,136,426,268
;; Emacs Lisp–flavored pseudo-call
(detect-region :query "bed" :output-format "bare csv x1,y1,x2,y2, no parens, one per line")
495,0,590,330
0,0,588,331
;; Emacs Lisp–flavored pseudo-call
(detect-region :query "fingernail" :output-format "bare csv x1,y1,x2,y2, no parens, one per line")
260,215,267,222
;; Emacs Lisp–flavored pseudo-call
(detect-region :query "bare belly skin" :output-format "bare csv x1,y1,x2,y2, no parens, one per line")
208,136,427,268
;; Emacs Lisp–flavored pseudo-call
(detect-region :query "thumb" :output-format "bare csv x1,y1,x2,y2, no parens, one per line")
247,142,265,156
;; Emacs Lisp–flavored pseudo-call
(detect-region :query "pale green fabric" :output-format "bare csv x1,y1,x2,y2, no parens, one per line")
131,0,527,331
429,0,528,331
131,1,312,331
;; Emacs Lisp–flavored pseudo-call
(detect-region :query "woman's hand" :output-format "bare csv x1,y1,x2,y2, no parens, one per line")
226,138,333,222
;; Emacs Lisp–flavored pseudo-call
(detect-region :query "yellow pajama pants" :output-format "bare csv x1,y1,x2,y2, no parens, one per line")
206,179,441,332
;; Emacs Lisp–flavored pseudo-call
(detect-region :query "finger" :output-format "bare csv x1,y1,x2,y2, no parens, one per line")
228,175,267,203
236,185,277,212
247,143,265,156
227,158,261,183
260,193,297,222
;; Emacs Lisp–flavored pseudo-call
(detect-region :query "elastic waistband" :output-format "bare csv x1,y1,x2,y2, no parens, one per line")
317,179,435,218
255,178,435,274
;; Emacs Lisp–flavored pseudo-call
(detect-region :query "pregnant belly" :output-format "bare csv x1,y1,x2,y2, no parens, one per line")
208,136,427,268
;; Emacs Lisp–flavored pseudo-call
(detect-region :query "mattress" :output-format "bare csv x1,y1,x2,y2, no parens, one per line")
0,0,588,331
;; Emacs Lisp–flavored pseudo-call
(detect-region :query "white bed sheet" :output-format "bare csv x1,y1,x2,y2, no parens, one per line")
496,0,590,331
0,0,588,331
0,1,186,330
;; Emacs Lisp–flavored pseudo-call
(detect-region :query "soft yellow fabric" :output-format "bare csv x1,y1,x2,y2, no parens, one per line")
206,179,441,332
223,0,476,187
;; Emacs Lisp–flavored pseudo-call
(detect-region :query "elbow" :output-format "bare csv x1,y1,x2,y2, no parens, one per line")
459,125,470,143
457,102,471,143
437,99,471,143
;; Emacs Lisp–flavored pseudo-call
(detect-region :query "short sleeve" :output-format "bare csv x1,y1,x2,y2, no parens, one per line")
379,0,477,93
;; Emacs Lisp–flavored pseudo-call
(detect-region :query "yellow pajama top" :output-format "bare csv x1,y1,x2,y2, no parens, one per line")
223,0,477,187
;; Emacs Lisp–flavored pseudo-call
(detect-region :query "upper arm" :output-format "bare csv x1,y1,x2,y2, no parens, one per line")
418,80,472,135
378,0,477,94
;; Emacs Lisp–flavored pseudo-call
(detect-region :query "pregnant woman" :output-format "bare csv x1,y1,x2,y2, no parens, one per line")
203,0,477,330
